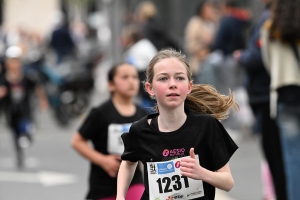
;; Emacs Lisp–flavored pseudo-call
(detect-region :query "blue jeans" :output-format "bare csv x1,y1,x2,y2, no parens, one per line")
277,103,300,200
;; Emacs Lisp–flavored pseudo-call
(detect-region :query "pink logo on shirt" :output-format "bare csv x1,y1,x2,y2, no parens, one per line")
162,148,185,157
162,149,169,157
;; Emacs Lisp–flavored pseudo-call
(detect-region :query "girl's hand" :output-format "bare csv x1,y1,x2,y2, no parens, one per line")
180,148,207,180
102,154,121,178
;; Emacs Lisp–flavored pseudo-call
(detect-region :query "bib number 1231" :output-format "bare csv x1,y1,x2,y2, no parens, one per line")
147,155,204,199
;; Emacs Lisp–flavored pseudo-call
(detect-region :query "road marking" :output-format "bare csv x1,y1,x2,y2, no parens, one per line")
0,170,78,187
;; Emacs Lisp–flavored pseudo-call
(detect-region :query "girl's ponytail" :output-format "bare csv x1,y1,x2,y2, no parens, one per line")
185,84,239,120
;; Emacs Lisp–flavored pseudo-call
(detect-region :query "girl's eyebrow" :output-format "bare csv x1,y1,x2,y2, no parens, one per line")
156,72,186,76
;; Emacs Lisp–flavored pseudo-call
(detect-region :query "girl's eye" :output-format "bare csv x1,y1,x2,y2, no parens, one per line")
158,77,168,81
176,77,185,80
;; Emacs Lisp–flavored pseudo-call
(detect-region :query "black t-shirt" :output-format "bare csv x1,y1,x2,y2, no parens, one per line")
121,109,238,200
0,74,38,125
78,99,148,199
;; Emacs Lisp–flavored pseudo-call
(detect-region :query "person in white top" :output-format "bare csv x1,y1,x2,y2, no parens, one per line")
120,24,157,111
261,0,300,199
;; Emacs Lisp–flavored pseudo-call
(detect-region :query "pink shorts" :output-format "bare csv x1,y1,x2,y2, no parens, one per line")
99,184,144,200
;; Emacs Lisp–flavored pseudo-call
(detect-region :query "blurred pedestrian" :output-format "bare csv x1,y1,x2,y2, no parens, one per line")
120,24,157,111
0,46,48,168
134,1,181,51
233,0,287,199
199,0,252,131
199,0,251,95
49,12,75,64
184,0,219,80
71,63,147,200
117,48,238,200
261,0,300,199
212,0,251,56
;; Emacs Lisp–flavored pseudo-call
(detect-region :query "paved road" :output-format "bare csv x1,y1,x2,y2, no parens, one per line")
0,62,264,200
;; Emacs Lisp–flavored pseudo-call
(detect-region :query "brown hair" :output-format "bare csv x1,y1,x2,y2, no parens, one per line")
135,1,157,21
269,0,300,42
145,48,238,120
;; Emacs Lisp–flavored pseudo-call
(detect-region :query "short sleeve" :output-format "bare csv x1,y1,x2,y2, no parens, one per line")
121,124,140,162
209,118,238,171
78,108,101,139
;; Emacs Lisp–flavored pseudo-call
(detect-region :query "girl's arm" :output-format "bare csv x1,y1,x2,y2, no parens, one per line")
71,132,121,178
116,160,138,200
180,148,234,192
0,86,7,99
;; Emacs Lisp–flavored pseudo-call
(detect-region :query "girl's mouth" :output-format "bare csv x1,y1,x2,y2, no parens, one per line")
167,93,179,97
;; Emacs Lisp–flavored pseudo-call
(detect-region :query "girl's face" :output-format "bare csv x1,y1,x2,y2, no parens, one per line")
5,58,22,73
146,58,192,110
109,64,139,98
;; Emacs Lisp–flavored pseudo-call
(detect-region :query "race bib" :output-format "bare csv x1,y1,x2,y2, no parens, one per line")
107,123,132,155
147,155,204,200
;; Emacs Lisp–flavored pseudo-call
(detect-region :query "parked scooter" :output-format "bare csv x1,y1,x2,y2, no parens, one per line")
25,50,95,126
43,56,94,126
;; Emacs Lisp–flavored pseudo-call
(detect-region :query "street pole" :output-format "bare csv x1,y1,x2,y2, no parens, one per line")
103,0,124,62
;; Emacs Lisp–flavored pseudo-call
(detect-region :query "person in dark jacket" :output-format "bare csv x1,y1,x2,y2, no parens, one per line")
233,1,287,199
212,1,251,55
49,15,75,64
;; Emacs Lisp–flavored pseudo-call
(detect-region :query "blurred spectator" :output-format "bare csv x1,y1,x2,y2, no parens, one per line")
70,19,88,44
184,0,219,79
134,1,181,51
212,0,251,55
195,0,252,131
199,1,251,95
0,46,48,168
49,13,75,64
120,24,157,111
233,0,287,199
261,0,300,199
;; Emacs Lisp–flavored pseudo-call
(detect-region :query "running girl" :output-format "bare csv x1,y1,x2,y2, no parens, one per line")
71,63,147,200
117,49,239,200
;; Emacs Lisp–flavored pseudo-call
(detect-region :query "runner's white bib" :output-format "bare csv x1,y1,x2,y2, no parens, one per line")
147,155,204,199
107,123,132,155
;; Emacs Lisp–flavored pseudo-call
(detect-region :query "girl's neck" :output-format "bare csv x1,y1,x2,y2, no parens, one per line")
111,94,136,117
157,106,187,132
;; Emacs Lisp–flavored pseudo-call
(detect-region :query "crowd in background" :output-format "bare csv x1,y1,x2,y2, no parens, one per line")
0,0,299,199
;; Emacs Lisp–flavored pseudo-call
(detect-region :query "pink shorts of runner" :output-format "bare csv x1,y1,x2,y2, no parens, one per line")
99,184,144,200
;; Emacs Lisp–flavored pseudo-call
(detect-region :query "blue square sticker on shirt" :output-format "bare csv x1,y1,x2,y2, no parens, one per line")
121,124,131,133
157,161,175,174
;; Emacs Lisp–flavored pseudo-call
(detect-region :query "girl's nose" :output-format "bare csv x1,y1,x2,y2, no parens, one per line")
169,78,177,88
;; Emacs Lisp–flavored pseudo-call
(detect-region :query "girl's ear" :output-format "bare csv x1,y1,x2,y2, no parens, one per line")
108,81,115,93
145,82,155,96
187,81,193,94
